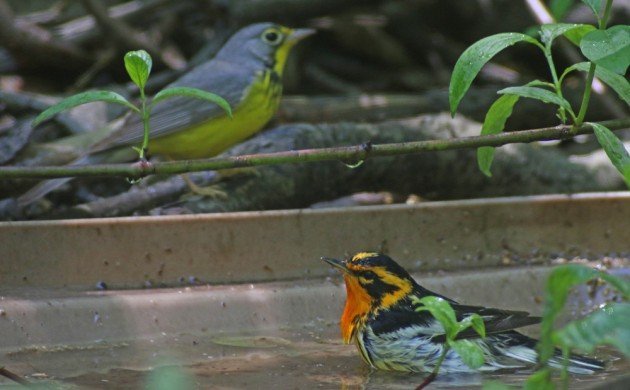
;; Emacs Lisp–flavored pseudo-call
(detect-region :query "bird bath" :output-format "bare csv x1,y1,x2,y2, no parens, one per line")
0,192,628,388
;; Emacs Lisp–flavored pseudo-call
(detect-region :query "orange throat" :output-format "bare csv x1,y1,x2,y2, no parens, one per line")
340,275,372,344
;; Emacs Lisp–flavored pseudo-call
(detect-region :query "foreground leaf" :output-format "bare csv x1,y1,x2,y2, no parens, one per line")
591,122,630,188
152,87,232,117
538,264,599,363
449,33,539,115
553,302,630,357
580,26,630,75
524,368,554,390
477,94,520,177
450,339,485,369
33,91,138,127
415,296,457,338
498,86,572,112
565,62,630,105
539,23,592,47
580,0,602,21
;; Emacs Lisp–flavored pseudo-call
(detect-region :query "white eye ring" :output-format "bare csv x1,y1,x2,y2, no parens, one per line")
262,30,282,46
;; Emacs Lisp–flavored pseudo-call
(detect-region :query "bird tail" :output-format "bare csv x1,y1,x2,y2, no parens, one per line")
499,334,605,375
548,351,605,375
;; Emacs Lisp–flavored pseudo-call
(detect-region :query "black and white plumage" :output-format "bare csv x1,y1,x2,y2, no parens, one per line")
323,252,605,374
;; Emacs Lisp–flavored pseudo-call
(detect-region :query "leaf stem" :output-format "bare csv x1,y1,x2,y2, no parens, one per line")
543,45,576,123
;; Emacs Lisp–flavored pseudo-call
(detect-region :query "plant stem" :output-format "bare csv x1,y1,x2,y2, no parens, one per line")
544,46,576,123
600,0,613,29
416,346,449,390
574,62,596,127
139,87,149,160
574,0,614,128
1,118,628,180
560,346,570,390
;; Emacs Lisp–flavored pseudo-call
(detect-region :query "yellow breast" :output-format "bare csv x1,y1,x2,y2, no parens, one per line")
149,70,281,160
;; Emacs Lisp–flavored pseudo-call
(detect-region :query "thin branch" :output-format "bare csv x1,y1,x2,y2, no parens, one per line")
0,118,628,180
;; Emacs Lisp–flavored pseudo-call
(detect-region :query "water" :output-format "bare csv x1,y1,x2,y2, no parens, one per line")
2,326,628,389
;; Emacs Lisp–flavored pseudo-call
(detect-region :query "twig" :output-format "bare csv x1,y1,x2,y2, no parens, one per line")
0,0,91,70
0,366,30,386
79,0,172,69
0,118,628,180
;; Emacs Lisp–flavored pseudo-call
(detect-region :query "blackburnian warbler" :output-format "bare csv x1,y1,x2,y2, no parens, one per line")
323,252,604,374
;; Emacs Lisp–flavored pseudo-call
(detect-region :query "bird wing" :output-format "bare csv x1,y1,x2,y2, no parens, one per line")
448,303,541,340
369,299,540,342
91,60,258,151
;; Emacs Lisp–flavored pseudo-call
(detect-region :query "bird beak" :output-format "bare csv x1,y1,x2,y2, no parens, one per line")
322,257,349,273
288,28,316,43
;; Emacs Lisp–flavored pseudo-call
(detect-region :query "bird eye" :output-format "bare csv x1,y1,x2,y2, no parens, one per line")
262,29,282,45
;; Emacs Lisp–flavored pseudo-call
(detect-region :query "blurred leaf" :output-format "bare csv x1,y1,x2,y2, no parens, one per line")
565,62,630,105
553,302,630,357
33,91,138,127
498,86,573,112
449,33,540,116
457,313,487,339
591,122,630,188
483,380,515,390
550,0,575,20
580,0,602,20
152,87,232,118
477,94,520,177
144,365,193,390
598,271,630,300
524,368,554,390
538,264,599,363
415,296,457,339
450,339,485,369
580,26,630,74
124,50,152,90
539,23,591,46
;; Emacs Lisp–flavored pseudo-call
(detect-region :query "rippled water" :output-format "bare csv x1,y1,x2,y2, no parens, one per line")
3,325,628,389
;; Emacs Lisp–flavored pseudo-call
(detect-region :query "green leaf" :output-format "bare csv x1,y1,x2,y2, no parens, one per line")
564,25,597,46
553,302,630,357
32,91,138,127
482,381,515,390
477,94,520,177
580,0,602,20
415,296,458,339
524,369,554,390
598,272,630,300
457,313,487,339
564,62,630,105
124,50,152,90
591,122,630,188
538,264,599,363
450,339,485,369
580,25,630,75
550,0,575,21
152,87,232,118
449,33,540,116
498,86,573,112
144,365,194,390
539,23,592,46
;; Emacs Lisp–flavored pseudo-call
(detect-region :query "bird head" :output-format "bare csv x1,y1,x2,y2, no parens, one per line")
323,252,415,343
216,23,315,76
